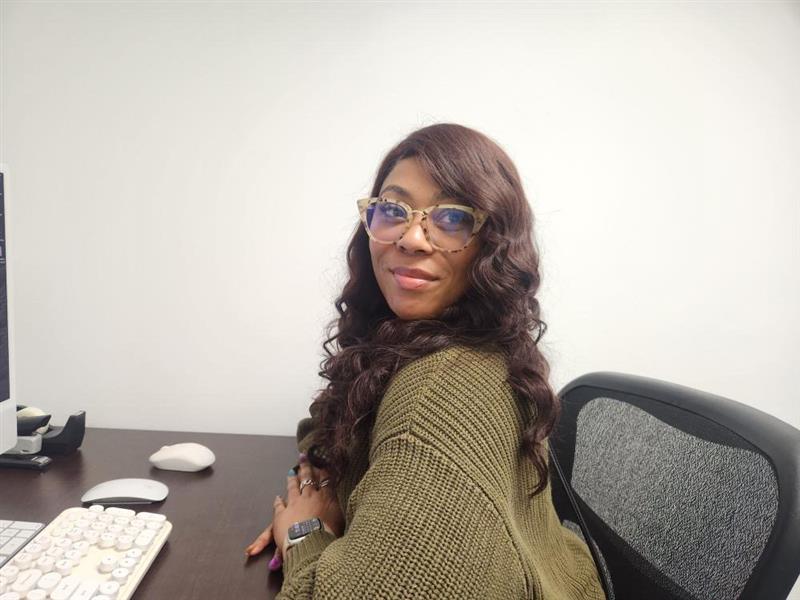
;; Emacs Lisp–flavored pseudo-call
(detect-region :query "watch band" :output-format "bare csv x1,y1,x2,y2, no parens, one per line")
285,517,324,549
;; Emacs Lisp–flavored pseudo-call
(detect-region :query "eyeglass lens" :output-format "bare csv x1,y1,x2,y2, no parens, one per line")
365,201,475,251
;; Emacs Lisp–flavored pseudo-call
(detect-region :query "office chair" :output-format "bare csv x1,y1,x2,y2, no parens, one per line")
548,371,800,600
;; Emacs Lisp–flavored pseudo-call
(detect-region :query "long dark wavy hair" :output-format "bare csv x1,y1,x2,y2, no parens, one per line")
307,123,560,499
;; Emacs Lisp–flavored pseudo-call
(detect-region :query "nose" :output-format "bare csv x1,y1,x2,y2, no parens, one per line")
397,212,433,254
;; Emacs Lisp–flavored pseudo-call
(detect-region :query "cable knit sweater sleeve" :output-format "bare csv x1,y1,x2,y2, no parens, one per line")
276,345,538,599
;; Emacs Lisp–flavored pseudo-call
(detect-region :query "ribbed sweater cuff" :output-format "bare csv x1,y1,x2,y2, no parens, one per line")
283,528,337,580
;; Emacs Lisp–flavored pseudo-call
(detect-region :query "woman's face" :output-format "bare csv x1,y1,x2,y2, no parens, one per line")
369,157,481,320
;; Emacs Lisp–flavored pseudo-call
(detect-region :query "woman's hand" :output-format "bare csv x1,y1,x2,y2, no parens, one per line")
273,456,345,557
245,454,344,569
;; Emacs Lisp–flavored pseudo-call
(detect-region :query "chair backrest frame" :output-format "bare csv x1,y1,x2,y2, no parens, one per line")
550,371,800,600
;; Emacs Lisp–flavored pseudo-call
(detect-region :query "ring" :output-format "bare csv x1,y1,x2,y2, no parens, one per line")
299,478,316,493
318,478,330,488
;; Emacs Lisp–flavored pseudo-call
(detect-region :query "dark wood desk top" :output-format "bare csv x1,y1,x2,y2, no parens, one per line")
0,427,298,599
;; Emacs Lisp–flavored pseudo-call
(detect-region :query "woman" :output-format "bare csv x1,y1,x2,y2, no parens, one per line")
245,123,605,599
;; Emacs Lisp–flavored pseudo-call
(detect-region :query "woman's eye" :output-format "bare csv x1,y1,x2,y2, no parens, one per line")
434,209,470,229
378,203,406,219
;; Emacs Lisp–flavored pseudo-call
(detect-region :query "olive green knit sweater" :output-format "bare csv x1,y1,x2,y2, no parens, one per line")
278,345,604,599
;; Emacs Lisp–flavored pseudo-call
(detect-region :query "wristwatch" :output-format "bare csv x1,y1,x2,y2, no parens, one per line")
285,517,325,550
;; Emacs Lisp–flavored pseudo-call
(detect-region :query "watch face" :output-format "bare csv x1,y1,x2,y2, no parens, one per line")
288,518,322,540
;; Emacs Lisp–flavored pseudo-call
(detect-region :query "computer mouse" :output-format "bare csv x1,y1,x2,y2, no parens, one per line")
149,442,215,472
81,478,169,505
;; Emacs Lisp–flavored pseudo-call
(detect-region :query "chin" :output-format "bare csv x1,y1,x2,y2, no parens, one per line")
388,300,441,321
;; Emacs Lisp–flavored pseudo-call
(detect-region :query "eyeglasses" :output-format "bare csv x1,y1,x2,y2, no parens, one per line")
357,197,487,253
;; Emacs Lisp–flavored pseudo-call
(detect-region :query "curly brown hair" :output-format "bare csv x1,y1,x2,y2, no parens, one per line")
307,122,560,499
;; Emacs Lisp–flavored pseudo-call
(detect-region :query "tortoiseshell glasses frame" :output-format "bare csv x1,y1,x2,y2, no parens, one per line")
356,196,488,253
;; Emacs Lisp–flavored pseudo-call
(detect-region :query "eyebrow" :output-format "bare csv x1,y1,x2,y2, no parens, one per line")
378,184,451,203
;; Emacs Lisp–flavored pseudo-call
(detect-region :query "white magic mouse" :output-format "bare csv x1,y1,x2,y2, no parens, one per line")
81,478,169,504
149,442,216,472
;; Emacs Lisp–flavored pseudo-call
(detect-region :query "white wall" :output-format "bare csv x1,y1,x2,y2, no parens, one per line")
2,1,798,441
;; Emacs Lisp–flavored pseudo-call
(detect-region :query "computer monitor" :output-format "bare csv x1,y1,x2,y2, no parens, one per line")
0,166,17,454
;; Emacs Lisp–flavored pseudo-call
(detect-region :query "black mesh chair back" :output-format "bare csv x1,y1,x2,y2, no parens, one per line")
549,371,800,600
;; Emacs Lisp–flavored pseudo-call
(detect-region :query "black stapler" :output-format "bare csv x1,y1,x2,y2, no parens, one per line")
0,406,86,470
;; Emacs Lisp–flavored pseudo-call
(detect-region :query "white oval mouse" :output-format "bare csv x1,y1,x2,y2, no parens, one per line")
149,442,215,472
81,478,169,504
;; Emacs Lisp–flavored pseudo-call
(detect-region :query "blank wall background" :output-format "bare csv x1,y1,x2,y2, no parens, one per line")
1,1,798,437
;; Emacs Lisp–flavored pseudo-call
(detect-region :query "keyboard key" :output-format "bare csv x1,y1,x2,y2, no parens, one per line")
99,580,120,595
54,559,74,576
34,556,55,573
137,512,166,522
116,535,134,551
124,548,142,560
35,571,61,591
34,536,52,550
11,555,32,570
23,543,42,559
71,580,99,600
82,530,100,544
98,556,116,574
0,539,26,556
71,541,90,556
50,575,81,600
10,568,41,594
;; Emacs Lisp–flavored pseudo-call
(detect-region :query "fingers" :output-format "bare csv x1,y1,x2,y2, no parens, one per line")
316,467,330,488
297,458,314,488
287,466,300,499
245,522,274,557
268,546,283,571
291,456,327,496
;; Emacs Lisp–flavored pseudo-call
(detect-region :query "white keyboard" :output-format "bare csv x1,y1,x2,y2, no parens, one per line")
0,506,171,600
0,520,44,569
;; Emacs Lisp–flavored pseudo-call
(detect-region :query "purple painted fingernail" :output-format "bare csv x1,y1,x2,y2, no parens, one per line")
299,453,308,463
269,555,282,570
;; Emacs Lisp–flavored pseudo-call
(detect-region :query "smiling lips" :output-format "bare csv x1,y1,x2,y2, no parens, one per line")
391,267,438,291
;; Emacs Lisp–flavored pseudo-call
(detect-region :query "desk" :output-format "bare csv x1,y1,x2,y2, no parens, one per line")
0,427,298,599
